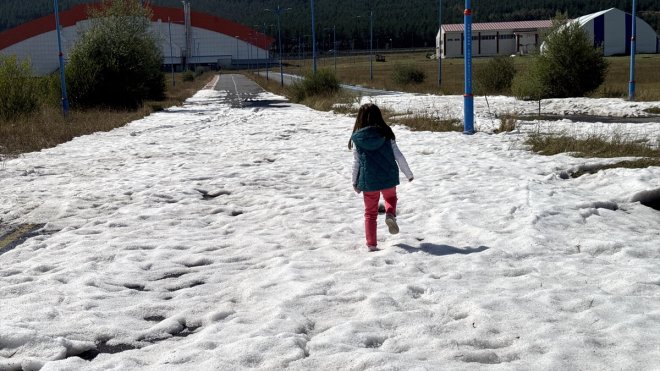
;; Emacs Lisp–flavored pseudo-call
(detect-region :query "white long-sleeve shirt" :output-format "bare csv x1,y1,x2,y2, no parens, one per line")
352,140,413,186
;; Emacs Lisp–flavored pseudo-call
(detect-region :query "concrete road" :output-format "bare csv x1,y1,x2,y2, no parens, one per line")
213,74,290,109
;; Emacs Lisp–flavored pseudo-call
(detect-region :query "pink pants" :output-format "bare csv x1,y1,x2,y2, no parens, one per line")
362,187,397,247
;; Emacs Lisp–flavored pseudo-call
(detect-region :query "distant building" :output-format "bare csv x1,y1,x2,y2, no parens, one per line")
547,8,659,56
0,3,274,75
436,20,553,59
436,8,659,59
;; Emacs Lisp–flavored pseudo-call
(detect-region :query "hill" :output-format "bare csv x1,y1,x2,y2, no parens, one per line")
1,0,659,51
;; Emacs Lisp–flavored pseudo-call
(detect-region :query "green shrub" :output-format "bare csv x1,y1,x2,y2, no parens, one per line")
474,56,516,95
392,64,426,85
182,70,195,82
65,0,165,108
511,64,547,101
0,56,40,120
525,18,608,99
288,69,340,102
194,66,208,77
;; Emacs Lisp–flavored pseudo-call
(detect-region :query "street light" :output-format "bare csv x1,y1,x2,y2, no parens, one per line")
53,0,69,117
265,5,291,87
324,26,337,73
438,0,442,87
235,35,240,69
168,17,175,86
311,0,317,74
369,10,373,81
629,0,637,101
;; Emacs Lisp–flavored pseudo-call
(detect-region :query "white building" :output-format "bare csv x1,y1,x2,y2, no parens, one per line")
0,4,274,75
436,20,553,59
552,8,659,56
437,8,659,59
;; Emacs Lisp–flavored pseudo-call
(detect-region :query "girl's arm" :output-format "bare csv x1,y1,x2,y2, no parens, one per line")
391,140,413,180
352,146,361,191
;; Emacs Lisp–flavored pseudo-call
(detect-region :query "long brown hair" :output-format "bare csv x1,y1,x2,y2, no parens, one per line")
348,103,395,149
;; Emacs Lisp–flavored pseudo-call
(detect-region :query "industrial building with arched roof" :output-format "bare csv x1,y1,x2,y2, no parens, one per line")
0,3,274,76
558,7,659,56
436,8,659,59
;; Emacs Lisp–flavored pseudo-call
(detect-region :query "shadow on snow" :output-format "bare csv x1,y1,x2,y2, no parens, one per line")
395,243,489,256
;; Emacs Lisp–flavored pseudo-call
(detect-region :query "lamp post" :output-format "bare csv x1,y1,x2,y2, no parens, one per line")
438,0,442,87
311,0,317,73
235,36,240,69
323,26,337,73
463,0,474,134
629,0,637,101
332,25,337,73
53,0,69,117
265,5,290,87
369,10,373,81
168,18,175,86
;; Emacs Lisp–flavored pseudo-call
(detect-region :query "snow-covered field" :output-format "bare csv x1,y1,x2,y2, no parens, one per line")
1,86,659,370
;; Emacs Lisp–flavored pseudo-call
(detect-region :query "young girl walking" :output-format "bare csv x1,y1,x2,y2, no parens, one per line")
349,103,414,252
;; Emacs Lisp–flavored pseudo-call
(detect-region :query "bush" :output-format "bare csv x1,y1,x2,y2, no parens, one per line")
182,70,195,82
523,18,608,99
0,56,39,120
511,64,547,101
474,56,516,95
392,64,426,85
288,69,340,102
65,0,165,108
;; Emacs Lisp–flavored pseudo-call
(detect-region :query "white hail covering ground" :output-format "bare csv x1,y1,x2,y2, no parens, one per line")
1,86,659,371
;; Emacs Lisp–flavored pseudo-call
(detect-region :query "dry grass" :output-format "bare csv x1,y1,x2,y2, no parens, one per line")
495,113,518,133
284,52,660,100
526,133,660,158
0,72,212,157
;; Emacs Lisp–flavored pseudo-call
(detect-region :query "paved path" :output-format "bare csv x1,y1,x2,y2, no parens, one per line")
213,74,290,109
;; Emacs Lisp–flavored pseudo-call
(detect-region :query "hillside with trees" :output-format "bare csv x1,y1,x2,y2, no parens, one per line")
1,0,659,52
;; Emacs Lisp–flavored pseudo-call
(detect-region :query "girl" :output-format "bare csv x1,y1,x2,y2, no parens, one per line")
349,103,413,252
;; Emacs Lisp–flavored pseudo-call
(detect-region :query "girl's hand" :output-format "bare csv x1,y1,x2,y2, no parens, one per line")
408,177,414,182
353,185,361,194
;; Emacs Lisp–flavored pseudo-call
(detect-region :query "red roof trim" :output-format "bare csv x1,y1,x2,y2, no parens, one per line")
0,4,273,50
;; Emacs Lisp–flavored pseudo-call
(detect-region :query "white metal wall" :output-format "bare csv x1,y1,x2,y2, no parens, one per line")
1,20,269,75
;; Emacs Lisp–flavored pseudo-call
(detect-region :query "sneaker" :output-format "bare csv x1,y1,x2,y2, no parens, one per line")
367,245,379,252
385,214,399,235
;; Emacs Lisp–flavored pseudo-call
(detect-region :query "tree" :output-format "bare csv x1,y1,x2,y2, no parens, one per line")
515,16,608,99
474,56,516,95
0,55,38,120
65,0,165,108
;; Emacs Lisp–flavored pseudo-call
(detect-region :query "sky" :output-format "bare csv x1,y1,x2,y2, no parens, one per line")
1,84,659,370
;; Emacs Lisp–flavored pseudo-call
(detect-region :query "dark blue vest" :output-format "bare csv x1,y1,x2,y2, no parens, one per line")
352,127,400,192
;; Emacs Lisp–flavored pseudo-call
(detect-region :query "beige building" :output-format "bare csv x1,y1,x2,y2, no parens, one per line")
436,20,553,59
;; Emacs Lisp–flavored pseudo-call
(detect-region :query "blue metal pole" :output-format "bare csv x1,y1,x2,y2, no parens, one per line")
54,0,69,117
628,0,637,101
463,0,474,134
311,0,317,74
438,0,442,86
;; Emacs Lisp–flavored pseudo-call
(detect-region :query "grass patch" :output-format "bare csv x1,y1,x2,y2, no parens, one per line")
388,112,462,132
283,53,660,100
569,158,660,178
526,133,660,173
644,107,660,114
494,113,518,133
0,72,212,157
526,133,660,158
